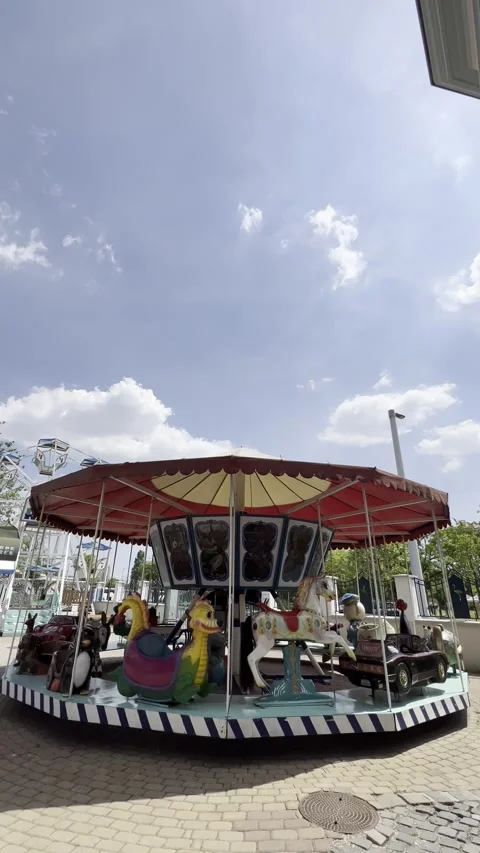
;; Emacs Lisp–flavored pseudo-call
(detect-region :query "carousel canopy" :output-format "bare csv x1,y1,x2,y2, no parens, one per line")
29,456,450,548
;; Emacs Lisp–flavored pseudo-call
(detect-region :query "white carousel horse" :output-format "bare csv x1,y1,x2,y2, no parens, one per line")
247,575,356,690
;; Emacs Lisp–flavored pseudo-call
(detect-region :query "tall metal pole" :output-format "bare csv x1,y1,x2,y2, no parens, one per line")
388,409,429,616
362,487,392,712
68,482,105,697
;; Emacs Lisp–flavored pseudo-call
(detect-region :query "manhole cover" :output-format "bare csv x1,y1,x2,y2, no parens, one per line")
299,791,378,834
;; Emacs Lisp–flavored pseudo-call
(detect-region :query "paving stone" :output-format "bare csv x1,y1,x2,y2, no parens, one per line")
376,823,395,839
400,794,432,806
431,795,459,806
418,830,438,843
375,796,405,810
385,841,407,852
397,817,414,829
415,821,436,832
463,846,480,853
438,827,458,839
396,832,417,845
351,836,372,850
366,829,387,846
418,840,440,853
438,839,462,851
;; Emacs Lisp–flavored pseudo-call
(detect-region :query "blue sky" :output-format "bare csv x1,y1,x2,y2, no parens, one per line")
1,1,480,521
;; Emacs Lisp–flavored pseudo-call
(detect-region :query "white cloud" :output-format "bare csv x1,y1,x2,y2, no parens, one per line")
319,383,457,447
31,125,56,150
308,205,366,288
373,370,392,390
0,204,50,271
436,253,480,312
49,184,62,198
452,154,472,183
280,239,289,250
62,234,83,248
416,419,480,472
297,379,316,392
0,378,262,461
0,109,7,116
96,232,122,273
321,377,335,383
238,204,263,234
6,95,13,103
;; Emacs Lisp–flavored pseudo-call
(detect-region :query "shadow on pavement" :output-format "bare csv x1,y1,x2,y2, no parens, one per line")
0,685,470,814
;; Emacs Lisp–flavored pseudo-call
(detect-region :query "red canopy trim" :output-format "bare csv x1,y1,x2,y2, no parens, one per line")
29,455,450,548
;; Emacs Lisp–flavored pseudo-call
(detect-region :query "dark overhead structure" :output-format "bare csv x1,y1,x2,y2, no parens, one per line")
417,0,480,98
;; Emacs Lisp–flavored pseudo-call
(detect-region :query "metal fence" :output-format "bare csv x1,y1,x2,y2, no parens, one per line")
338,572,480,622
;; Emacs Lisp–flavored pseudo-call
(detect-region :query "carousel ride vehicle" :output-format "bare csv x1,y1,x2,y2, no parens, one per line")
1,454,469,739
338,633,449,699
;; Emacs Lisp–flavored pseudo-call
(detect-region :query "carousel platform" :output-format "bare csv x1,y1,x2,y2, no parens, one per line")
1,666,469,739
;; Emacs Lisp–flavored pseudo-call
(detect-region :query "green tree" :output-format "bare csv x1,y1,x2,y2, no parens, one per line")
329,543,409,598
128,549,158,593
420,521,480,584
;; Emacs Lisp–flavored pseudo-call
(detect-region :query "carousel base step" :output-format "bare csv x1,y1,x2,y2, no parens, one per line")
0,666,469,740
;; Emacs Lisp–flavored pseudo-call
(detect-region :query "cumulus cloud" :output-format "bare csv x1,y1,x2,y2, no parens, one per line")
416,419,480,472
319,383,457,447
308,204,366,288
373,370,392,390
436,252,480,311
0,203,50,271
0,378,264,461
238,204,263,234
62,234,83,248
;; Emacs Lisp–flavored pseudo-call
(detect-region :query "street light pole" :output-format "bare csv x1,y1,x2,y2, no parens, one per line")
388,409,429,615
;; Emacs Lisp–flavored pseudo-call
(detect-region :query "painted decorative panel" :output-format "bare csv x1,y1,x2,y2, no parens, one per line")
149,522,171,587
192,517,230,587
278,520,318,587
159,518,196,586
239,516,284,588
306,525,335,578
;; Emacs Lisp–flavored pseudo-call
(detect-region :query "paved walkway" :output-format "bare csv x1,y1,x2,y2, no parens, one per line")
0,670,478,853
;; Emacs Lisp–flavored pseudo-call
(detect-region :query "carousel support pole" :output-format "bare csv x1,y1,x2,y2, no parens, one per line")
140,499,154,600
125,543,134,592
225,475,236,714
71,534,84,599
107,538,119,606
68,482,106,698
57,533,71,611
432,514,466,692
354,549,360,598
362,487,393,712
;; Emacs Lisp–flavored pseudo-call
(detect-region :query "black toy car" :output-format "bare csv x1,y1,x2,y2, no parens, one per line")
338,633,448,698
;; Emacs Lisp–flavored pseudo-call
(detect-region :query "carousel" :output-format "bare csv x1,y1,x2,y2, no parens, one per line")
1,455,469,739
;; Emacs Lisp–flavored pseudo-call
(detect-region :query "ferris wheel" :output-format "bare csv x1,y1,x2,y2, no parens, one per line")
0,439,107,526
1,438,106,486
